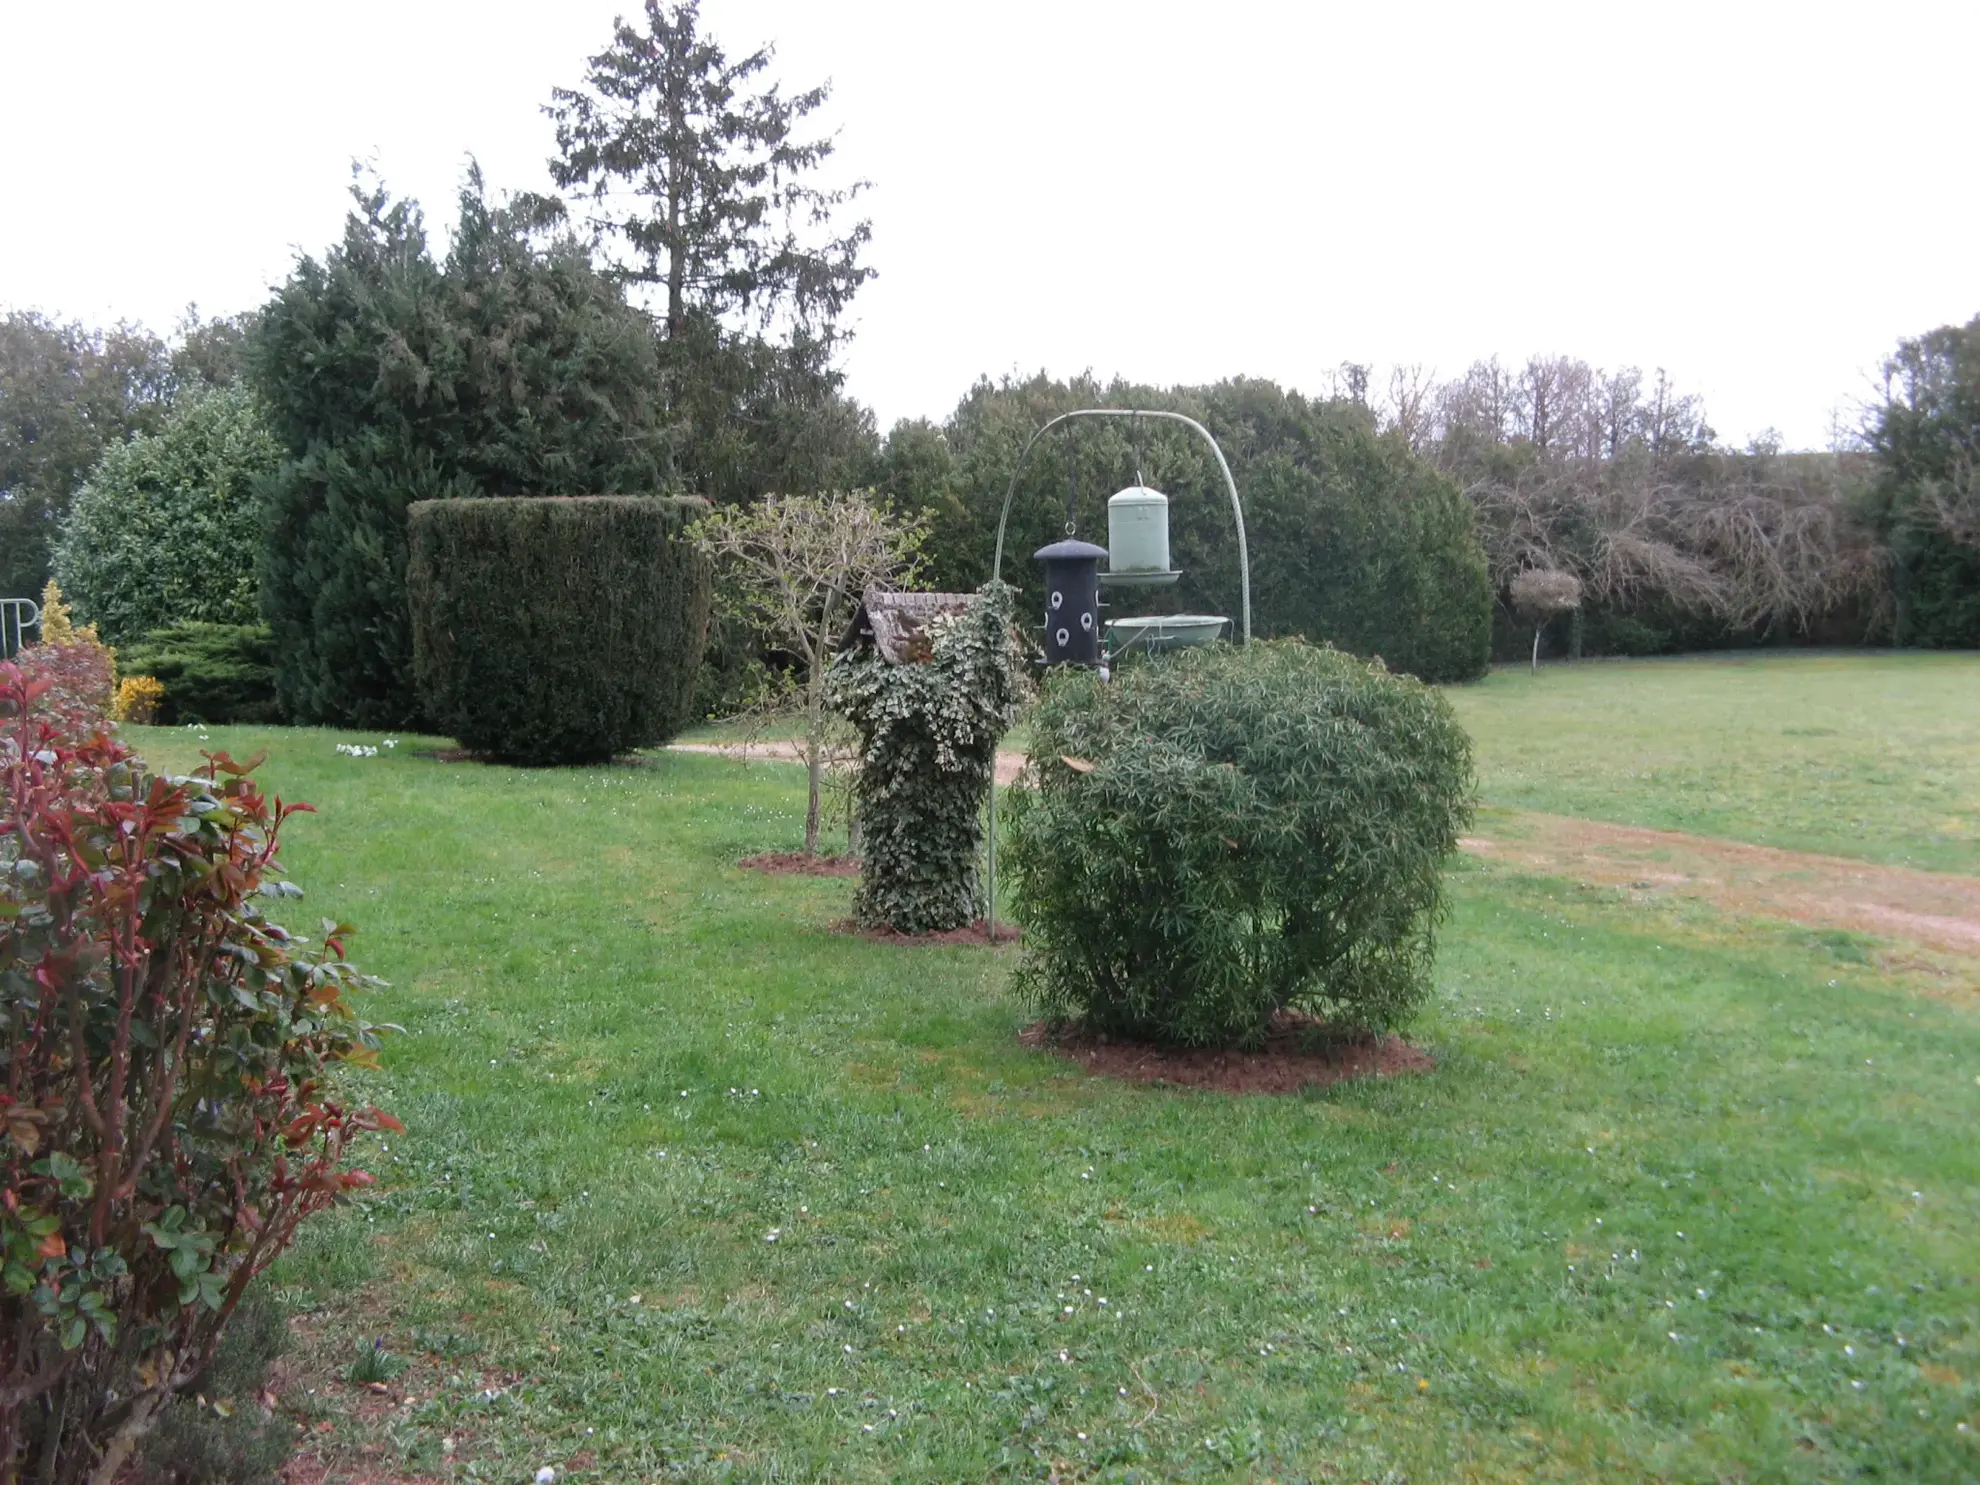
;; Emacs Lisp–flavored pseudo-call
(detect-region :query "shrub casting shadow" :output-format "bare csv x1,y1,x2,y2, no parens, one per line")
1021,1014,1434,1095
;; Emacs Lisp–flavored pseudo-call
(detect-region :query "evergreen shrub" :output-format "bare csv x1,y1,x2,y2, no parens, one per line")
137,1289,290,1484
53,385,278,645
407,496,713,765
252,179,671,727
828,584,1028,933
112,674,165,724
1004,639,1473,1048
118,622,282,725
1863,313,1980,648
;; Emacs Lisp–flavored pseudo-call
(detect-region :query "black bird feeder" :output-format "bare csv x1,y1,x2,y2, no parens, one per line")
1033,537,1108,666
1030,421,1110,667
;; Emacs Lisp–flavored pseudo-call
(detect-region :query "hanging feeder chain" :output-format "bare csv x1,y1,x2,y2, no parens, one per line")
1061,420,1080,536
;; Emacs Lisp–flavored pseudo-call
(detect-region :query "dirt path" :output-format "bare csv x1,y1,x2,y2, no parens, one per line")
1464,812,1980,960
672,742,1980,961
670,739,1031,787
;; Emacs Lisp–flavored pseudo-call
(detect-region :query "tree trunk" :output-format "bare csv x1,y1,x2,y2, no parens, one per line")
1531,624,1541,673
804,681,824,857
664,33,686,341
85,1392,160,1485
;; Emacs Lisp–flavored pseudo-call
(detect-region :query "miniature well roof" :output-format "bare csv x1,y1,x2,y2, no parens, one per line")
843,589,976,664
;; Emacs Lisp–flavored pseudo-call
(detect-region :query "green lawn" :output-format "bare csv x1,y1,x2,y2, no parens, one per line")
127,678,1980,1482
1446,650,1980,874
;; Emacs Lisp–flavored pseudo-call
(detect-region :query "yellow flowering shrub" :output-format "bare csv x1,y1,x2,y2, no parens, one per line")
112,674,166,724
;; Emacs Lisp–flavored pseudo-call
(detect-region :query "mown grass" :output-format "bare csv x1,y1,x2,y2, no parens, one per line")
127,702,1980,1484
1445,650,1980,874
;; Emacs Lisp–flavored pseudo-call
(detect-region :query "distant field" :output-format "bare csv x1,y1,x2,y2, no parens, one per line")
1444,651,1980,875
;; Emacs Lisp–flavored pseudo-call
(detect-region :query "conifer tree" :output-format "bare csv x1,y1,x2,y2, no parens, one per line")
252,171,671,726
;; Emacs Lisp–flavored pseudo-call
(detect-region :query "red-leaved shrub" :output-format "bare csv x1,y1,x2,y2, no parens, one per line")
0,661,397,1480
13,641,116,734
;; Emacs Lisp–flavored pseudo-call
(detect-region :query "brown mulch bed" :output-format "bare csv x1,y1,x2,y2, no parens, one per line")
832,916,1022,946
740,851,861,877
1021,1014,1434,1094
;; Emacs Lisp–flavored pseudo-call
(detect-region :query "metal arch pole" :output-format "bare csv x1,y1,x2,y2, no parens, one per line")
985,407,1251,947
990,408,1250,641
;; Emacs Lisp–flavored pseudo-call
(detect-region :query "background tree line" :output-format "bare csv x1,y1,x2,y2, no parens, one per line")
1338,352,1927,657
1,0,1976,734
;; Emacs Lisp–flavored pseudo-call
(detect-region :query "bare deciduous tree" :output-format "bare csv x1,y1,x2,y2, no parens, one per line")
1381,363,1437,453
696,491,927,854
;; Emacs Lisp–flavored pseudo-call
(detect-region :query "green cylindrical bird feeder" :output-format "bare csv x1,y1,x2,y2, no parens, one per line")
1103,485,1178,585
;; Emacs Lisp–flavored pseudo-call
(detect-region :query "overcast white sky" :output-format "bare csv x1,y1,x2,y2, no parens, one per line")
3,0,1974,450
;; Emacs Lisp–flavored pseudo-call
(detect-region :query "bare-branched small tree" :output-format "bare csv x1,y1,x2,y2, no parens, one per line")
695,492,927,855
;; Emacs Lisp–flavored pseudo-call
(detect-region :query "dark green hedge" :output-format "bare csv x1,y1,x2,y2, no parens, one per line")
117,622,282,725
406,496,712,764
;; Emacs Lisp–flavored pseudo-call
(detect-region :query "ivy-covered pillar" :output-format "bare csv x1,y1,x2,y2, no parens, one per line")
828,583,1028,934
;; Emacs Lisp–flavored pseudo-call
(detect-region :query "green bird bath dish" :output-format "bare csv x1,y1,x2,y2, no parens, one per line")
1105,614,1229,654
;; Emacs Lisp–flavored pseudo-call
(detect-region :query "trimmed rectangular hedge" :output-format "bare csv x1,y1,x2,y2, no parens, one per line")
406,496,713,765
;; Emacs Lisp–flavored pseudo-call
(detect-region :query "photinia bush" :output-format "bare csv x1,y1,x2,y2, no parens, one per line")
0,661,396,1480
14,641,115,736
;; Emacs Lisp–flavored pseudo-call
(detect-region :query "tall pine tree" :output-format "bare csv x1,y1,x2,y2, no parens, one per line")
547,0,876,504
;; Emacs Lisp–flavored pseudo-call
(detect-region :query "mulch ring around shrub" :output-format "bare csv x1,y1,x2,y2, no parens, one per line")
740,851,861,877
1021,1014,1434,1094
832,917,1022,946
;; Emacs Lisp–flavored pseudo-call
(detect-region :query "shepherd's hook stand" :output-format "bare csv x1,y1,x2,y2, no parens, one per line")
985,408,1252,945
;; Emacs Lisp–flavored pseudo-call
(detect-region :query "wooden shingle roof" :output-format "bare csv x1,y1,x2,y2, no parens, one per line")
842,589,976,664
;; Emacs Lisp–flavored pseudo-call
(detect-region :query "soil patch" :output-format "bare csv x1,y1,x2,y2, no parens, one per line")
281,1462,446,1485
1465,811,1980,961
833,916,1021,946
740,850,860,878
673,739,1029,787
1021,1015,1434,1094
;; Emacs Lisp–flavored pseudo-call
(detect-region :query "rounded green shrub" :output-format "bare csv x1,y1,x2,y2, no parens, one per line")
406,496,712,765
54,385,279,645
1004,639,1473,1048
